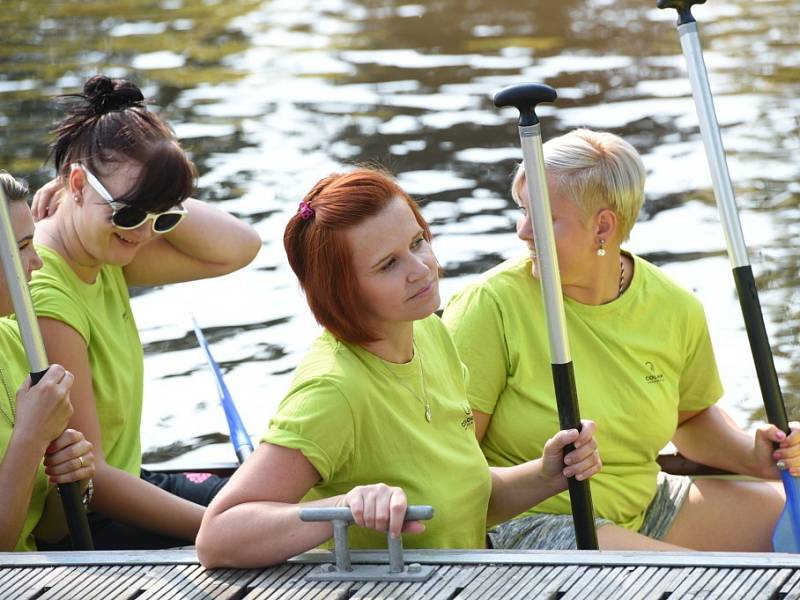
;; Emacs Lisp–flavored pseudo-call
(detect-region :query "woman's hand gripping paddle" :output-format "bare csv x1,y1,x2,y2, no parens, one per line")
658,0,800,552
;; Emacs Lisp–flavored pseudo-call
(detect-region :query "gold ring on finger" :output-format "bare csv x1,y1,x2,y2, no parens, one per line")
78,456,85,469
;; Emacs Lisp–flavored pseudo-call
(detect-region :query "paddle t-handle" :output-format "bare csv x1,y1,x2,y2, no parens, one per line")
657,0,706,25
493,83,557,127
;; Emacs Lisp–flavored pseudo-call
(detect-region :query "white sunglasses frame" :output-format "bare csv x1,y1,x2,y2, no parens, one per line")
75,163,187,233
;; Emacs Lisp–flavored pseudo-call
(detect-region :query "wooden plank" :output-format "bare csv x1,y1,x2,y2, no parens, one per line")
0,566,59,600
593,566,635,599
136,564,202,600
508,564,555,597
482,565,533,599
251,565,330,600
631,567,694,600
727,568,772,598
777,568,800,599
183,566,260,600
560,566,625,600
767,568,800,600
85,565,152,600
243,562,303,593
244,564,324,600
0,567,39,597
38,564,93,599
425,565,486,600
669,566,722,597
706,567,756,599
541,565,587,596
454,563,504,598
610,565,652,598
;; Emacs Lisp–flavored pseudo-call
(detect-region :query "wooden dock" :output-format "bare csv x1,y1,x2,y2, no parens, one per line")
2,549,800,599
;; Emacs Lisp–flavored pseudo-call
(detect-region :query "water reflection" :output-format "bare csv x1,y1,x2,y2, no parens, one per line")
1,0,798,463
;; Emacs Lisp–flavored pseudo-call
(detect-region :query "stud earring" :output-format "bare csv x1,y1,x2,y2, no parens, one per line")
596,239,606,257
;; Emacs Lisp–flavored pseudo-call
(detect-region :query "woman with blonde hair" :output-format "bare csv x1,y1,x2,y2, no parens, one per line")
443,128,800,551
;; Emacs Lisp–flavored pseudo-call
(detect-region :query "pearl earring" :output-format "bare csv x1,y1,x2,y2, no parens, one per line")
596,239,606,257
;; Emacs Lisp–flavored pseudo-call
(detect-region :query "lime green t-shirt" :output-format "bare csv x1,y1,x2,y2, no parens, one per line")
442,253,723,531
0,317,49,551
29,245,144,476
263,314,492,549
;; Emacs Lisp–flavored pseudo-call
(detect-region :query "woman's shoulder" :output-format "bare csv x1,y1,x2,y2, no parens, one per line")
289,331,365,395
444,255,530,321
632,254,707,315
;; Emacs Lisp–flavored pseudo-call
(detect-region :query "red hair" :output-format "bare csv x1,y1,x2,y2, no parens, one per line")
284,168,431,344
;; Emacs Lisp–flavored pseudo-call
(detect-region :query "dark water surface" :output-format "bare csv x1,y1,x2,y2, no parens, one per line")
2,0,799,464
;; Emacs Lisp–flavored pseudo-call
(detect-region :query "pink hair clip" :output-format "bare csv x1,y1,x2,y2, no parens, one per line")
298,200,315,220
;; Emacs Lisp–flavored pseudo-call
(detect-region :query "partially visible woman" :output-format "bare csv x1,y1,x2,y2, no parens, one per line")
442,128,799,551
196,168,601,568
28,75,261,549
0,171,94,551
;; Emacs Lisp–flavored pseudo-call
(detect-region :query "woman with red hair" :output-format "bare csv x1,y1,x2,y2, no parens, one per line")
197,168,601,568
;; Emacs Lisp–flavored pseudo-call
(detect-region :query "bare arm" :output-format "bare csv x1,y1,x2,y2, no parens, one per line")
197,443,424,569
486,421,600,526
473,410,491,442
38,317,205,540
674,405,800,479
0,367,74,550
0,430,48,550
123,199,261,286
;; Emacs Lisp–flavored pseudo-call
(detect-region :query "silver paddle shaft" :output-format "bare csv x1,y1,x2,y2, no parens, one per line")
519,123,571,365
0,189,48,372
678,22,749,268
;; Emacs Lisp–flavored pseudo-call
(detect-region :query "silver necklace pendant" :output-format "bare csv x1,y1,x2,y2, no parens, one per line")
425,403,432,423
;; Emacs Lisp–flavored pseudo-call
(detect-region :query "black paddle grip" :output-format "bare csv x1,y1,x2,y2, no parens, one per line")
551,362,598,550
732,265,789,434
59,482,94,550
493,83,557,127
657,0,706,26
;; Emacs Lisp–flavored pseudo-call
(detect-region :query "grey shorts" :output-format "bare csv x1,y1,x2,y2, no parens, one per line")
487,472,693,550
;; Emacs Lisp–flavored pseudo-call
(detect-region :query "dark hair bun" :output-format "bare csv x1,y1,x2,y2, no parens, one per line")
84,75,144,115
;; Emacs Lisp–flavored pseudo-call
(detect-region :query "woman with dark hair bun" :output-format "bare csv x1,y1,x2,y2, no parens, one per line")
0,170,95,551
29,75,261,549
196,168,601,568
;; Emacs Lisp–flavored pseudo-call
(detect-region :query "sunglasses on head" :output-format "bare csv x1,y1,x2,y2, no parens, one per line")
76,164,187,234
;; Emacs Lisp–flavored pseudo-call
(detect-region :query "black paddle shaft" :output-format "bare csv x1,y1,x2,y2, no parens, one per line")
657,0,706,25
30,368,95,550
494,83,557,127
733,266,790,433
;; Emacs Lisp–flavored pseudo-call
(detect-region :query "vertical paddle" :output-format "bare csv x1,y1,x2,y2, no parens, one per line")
191,317,253,464
658,0,800,552
493,83,599,550
0,188,94,550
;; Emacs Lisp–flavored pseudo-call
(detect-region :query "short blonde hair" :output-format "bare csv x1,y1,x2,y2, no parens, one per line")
511,129,645,241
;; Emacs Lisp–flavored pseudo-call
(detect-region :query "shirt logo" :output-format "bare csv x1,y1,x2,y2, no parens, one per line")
644,361,664,384
460,403,475,430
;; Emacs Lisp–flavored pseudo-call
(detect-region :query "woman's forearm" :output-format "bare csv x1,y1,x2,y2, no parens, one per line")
0,430,48,550
163,199,261,272
197,496,344,568
91,461,204,541
673,406,757,475
486,461,566,527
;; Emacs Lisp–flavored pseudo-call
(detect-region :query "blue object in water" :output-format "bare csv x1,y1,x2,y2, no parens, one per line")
772,469,800,552
191,316,254,465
